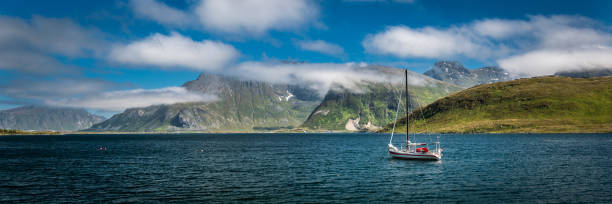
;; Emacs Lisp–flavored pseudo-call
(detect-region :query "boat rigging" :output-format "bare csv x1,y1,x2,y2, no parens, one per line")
388,69,442,160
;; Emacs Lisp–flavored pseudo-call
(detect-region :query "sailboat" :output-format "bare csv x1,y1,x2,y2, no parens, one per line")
388,70,442,160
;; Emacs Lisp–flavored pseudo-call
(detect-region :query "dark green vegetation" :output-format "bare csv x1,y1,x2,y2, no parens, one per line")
0,128,60,135
382,76,612,133
88,74,322,132
302,68,462,131
0,106,105,131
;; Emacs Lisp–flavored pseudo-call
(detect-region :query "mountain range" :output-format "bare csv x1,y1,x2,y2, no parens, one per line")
90,65,462,132
424,61,520,88
5,61,606,133
87,74,322,132
0,106,105,131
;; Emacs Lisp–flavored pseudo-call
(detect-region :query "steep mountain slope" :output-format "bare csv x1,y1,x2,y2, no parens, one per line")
424,61,517,88
382,76,612,133
88,74,322,132
0,106,105,131
301,66,463,131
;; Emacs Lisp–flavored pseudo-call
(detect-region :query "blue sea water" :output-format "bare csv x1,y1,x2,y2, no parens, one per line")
0,133,611,203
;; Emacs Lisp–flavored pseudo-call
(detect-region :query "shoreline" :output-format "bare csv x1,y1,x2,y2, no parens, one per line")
2,130,611,136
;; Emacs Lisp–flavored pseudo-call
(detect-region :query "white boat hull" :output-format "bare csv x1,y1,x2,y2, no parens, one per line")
388,148,442,160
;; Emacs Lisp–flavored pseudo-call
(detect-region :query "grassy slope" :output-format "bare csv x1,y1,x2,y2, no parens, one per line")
301,83,403,130
302,81,462,130
382,76,612,133
0,129,60,135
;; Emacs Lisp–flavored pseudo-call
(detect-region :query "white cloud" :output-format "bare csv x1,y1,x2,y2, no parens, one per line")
0,15,119,109
0,78,117,101
296,40,345,56
109,32,239,71
129,0,193,27
488,15,612,75
229,61,429,96
0,51,74,74
0,16,106,75
0,15,105,57
195,0,319,35
498,48,612,76
472,15,612,48
46,87,217,112
126,0,321,35
363,26,484,58
472,19,531,39
364,15,612,76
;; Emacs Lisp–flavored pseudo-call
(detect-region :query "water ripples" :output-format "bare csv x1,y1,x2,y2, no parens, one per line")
0,133,611,203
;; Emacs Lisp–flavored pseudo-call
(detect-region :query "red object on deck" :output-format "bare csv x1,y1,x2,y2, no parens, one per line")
416,147,429,152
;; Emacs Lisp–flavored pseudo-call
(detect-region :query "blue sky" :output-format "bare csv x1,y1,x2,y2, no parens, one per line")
1,0,611,115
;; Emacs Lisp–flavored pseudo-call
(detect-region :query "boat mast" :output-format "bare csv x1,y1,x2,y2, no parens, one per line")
405,69,409,148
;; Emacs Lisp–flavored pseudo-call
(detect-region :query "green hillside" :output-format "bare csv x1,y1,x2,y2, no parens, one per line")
382,76,612,133
88,74,321,132
302,68,462,131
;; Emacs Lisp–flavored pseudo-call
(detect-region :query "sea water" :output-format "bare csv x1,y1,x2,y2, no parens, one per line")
1,133,611,203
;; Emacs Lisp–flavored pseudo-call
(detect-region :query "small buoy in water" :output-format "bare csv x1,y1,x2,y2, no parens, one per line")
200,149,204,152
